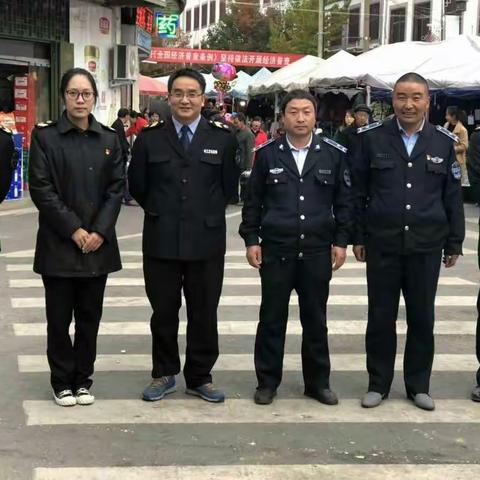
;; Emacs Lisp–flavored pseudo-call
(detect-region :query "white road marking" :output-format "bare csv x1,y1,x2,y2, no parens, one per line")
0,206,37,217
24,399,480,426
12,320,477,337
32,464,480,480
17,353,478,373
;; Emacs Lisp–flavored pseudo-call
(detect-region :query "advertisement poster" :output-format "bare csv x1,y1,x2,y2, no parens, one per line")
70,0,119,124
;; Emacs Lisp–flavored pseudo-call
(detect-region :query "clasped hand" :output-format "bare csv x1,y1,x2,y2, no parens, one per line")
71,228,104,253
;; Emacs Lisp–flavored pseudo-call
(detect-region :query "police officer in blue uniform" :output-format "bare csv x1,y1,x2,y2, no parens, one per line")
239,90,352,405
353,73,465,411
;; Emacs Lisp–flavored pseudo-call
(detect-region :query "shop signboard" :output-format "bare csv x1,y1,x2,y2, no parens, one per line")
155,12,180,39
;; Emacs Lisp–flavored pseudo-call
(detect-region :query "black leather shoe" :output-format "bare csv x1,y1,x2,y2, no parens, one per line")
305,388,338,405
254,387,276,405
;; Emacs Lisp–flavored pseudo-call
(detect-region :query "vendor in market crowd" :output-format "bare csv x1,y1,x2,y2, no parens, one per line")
250,116,268,147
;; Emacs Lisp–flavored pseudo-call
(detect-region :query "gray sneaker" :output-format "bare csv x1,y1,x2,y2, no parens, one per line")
361,391,385,408
142,376,176,401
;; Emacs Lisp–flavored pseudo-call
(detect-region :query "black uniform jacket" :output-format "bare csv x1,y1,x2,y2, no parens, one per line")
239,134,352,257
0,126,15,203
335,125,361,168
128,116,238,260
353,118,465,255
467,127,480,204
29,113,124,277
111,117,130,163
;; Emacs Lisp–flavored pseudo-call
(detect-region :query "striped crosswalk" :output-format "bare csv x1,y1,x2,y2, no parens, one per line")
3,212,480,479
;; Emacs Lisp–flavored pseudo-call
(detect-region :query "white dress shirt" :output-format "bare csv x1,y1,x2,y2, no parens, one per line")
286,134,313,175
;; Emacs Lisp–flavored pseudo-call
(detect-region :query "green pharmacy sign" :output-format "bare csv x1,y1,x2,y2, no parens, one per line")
155,12,180,38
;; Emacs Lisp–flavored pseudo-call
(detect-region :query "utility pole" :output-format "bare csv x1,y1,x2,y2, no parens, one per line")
318,0,324,58
362,0,370,52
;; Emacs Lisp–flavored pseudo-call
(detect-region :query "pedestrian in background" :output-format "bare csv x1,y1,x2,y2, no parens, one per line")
353,72,465,411
233,112,255,203
111,108,134,205
466,124,480,402
444,106,469,184
0,124,15,206
126,110,148,139
29,67,124,407
128,67,238,404
239,90,352,406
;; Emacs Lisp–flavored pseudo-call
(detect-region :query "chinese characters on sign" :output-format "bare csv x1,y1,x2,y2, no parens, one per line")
136,7,154,34
148,48,304,68
155,13,180,39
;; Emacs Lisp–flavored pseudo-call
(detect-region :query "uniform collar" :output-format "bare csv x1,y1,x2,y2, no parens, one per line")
171,115,202,135
285,133,313,151
396,117,425,137
57,111,103,135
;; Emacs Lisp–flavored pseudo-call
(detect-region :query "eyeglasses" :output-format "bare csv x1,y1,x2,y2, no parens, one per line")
65,90,95,101
170,91,203,100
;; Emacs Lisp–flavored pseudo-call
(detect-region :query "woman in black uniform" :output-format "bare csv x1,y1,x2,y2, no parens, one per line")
29,68,124,406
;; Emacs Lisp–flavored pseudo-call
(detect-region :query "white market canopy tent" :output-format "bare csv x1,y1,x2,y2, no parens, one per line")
309,35,480,92
249,55,325,95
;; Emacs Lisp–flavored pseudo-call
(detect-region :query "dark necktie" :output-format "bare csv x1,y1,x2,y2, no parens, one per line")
180,124,191,151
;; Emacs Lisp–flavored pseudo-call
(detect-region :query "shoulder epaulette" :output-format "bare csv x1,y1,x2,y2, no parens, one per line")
101,123,116,132
36,120,56,128
210,120,231,132
143,120,165,130
253,137,276,152
322,136,347,154
436,125,459,142
0,124,13,135
357,121,383,134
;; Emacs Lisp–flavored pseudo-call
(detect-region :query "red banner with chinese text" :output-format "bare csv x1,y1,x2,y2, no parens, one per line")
147,48,304,68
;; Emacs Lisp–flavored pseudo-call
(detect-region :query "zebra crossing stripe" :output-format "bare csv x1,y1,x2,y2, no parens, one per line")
10,295,479,308
8,276,475,288
32,464,480,480
12,320,478,337
23,399,480,426
17,353,478,373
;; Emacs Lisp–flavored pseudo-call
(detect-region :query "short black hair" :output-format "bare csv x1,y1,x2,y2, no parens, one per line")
280,90,317,113
129,110,138,119
60,68,98,101
394,72,429,94
168,68,206,94
117,108,129,118
446,106,467,125
235,112,246,123
251,116,262,123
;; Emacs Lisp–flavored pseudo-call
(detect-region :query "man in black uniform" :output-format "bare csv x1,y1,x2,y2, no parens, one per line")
239,90,352,405
0,125,16,203
128,68,238,403
353,73,465,411
467,125,480,402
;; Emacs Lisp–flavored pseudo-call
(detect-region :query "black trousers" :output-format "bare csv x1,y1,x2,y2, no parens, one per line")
143,254,224,388
255,252,332,392
365,250,442,396
42,275,108,392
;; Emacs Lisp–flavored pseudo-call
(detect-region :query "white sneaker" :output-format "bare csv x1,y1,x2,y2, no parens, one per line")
75,388,95,405
53,389,76,407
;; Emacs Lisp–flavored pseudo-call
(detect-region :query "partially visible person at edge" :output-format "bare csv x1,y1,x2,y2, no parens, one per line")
111,108,134,205
444,106,469,185
126,110,148,139
335,104,371,171
233,112,255,204
28,68,124,407
239,89,352,406
353,72,465,412
466,124,480,403
0,124,16,207
128,67,238,404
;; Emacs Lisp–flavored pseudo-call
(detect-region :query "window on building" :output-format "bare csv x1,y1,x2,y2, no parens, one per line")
413,2,431,41
194,6,199,30
186,10,191,32
369,3,380,41
201,3,208,27
209,0,216,24
348,6,360,44
389,6,406,43
220,0,227,18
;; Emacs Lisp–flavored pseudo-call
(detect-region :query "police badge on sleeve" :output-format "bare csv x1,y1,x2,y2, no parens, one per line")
451,161,462,180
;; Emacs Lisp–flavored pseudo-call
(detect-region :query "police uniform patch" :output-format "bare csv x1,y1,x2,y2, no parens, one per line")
322,137,347,154
357,121,383,134
451,161,461,180
436,125,459,142
343,169,352,187
143,120,164,130
210,120,231,131
36,120,56,128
